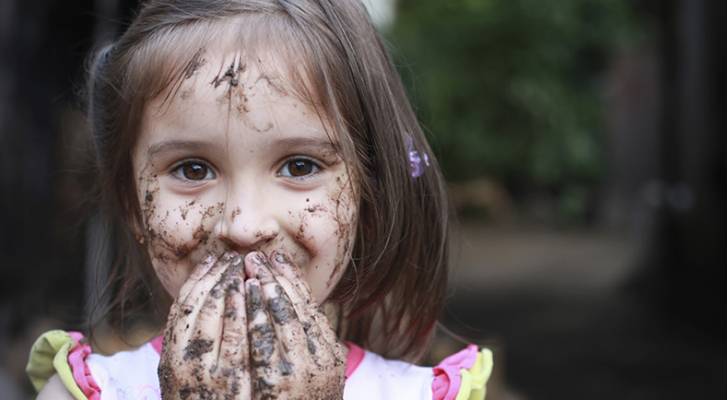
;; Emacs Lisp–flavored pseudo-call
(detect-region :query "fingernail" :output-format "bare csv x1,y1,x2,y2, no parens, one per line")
273,252,287,264
243,253,262,280
251,252,266,266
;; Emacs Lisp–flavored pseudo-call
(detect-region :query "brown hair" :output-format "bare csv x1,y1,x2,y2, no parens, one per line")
88,0,449,361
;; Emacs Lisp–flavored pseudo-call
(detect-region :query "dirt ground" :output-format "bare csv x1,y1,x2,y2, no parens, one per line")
439,223,722,399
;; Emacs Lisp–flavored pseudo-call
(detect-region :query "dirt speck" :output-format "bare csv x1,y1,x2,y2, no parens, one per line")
183,338,213,361
305,204,326,213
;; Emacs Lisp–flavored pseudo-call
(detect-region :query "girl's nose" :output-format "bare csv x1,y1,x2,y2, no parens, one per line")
215,196,280,252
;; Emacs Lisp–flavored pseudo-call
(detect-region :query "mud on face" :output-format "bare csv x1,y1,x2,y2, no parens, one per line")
136,47,360,306
136,160,226,295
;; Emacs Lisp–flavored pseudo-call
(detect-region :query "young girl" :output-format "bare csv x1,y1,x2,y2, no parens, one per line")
27,1,492,398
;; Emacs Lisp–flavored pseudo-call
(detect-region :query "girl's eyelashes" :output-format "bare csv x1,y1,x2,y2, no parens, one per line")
167,155,325,183
277,157,323,180
170,159,217,182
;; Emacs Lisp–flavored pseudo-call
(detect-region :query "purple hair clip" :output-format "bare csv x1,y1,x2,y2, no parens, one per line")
406,135,430,178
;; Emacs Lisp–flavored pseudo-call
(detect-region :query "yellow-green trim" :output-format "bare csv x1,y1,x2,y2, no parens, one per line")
455,348,493,400
26,329,87,400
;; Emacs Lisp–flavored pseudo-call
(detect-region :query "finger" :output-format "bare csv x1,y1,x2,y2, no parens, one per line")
245,277,288,399
217,259,251,399
247,253,309,365
172,253,238,364
262,253,308,318
159,254,238,399
246,253,299,324
269,252,345,361
178,251,237,310
166,252,236,353
178,252,218,301
270,251,315,304
164,253,217,330
157,349,178,399
266,253,344,366
188,255,244,367
307,314,347,367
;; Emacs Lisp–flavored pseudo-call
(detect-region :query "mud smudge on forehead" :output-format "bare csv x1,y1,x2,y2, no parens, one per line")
210,55,245,89
158,48,209,109
208,54,295,134
255,73,288,97
183,50,206,80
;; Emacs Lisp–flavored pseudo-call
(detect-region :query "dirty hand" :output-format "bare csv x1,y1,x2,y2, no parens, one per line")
158,252,252,399
243,251,347,400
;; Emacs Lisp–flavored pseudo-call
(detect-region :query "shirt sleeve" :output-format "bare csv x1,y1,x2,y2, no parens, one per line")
431,345,493,400
26,329,101,400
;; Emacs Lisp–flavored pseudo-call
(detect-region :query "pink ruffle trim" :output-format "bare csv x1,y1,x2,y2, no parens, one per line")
67,331,101,400
344,342,365,379
431,344,479,400
150,335,164,355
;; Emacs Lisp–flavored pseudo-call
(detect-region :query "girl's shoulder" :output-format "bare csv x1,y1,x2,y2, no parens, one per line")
26,329,162,400
344,343,493,400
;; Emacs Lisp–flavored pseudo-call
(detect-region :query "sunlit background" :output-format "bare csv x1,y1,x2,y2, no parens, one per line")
0,0,723,398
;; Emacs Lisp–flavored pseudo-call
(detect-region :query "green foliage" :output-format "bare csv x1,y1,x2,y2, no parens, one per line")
387,0,637,218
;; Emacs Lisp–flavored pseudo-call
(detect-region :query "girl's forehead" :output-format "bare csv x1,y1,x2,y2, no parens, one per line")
155,47,298,108
140,48,335,150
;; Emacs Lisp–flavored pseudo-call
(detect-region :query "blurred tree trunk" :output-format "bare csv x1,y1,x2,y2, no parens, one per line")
0,0,88,334
0,0,138,337
82,0,139,324
645,0,723,336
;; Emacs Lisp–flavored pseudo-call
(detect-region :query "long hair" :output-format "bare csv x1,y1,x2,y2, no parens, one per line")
87,0,449,361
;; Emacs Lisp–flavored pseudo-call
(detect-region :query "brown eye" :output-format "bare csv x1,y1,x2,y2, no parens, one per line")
279,158,321,178
173,161,215,181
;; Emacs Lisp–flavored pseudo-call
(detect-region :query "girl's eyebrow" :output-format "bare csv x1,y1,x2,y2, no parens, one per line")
273,137,337,151
147,140,217,157
147,137,337,159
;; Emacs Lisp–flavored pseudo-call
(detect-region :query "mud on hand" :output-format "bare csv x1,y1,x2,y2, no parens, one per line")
158,252,251,399
243,251,347,400
157,251,347,399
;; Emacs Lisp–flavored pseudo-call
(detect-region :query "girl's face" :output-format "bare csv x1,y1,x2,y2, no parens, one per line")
131,50,358,304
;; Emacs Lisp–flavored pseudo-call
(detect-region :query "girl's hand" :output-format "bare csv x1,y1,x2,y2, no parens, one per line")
243,251,347,400
158,252,252,399
157,250,347,399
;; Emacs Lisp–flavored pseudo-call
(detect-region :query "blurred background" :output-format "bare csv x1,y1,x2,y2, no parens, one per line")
0,0,723,398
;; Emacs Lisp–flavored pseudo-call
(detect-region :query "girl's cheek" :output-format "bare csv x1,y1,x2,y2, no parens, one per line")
146,194,222,258
294,176,358,302
138,174,225,297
